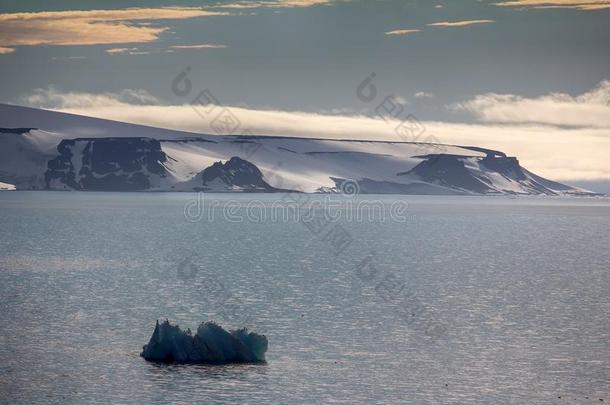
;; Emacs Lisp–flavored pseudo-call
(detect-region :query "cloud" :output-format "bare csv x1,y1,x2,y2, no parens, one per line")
454,80,610,128
0,8,227,51
212,0,343,8
392,96,409,105
385,29,421,36
386,20,495,38
427,20,495,27
170,44,228,50
23,87,159,109
104,44,226,55
494,0,610,10
0,46,14,54
105,47,142,55
20,87,610,182
414,91,435,99
51,56,88,60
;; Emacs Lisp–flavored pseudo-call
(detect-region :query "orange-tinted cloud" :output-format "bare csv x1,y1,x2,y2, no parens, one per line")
427,20,495,27
384,29,421,36
495,0,610,10
0,8,227,50
170,44,227,49
213,0,340,8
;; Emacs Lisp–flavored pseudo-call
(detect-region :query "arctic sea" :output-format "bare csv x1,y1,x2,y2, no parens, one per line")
0,192,608,404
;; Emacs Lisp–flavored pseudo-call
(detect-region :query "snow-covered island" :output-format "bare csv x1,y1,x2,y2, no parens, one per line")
0,104,600,196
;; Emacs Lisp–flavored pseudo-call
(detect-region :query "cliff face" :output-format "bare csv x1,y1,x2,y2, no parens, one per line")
45,138,168,191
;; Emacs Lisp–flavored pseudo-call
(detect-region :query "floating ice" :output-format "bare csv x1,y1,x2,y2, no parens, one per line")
140,320,268,364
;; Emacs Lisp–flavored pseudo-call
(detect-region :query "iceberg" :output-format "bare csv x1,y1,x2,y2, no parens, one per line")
140,320,268,364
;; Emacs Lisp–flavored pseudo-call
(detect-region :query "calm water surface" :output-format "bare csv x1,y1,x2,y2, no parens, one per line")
0,192,608,404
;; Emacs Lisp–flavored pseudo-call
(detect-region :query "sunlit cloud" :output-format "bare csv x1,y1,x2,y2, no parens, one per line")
23,87,160,109
495,0,610,10
453,80,610,128
385,29,421,36
212,0,343,9
0,46,14,54
51,56,88,60
414,91,435,99
20,87,610,182
104,44,227,55
0,8,228,51
170,44,228,50
105,47,143,55
427,20,495,27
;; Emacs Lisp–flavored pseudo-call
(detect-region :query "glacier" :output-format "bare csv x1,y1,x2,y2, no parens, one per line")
140,320,268,364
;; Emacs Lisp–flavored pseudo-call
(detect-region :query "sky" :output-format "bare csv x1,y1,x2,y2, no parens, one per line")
0,0,609,192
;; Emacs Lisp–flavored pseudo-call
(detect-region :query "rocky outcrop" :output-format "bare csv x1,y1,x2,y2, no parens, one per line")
197,156,281,192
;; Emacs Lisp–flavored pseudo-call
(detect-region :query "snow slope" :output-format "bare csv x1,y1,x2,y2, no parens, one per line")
0,181,16,191
0,127,63,189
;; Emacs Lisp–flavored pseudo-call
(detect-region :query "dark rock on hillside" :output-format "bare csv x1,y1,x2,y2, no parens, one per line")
197,156,281,192
401,154,493,194
397,153,599,195
0,127,37,134
480,155,527,181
